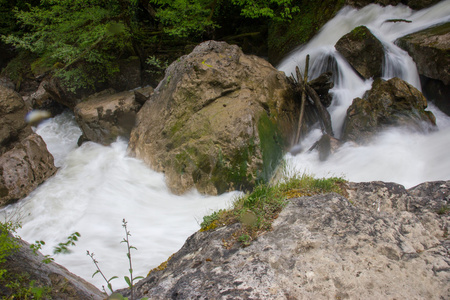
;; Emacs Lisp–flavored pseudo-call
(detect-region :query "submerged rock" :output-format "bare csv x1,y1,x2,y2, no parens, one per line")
335,25,385,79
119,180,449,299
341,77,436,144
129,41,298,195
0,86,56,207
74,89,142,145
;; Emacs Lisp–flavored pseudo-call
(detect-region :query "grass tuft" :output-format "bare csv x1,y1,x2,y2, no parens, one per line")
200,173,346,247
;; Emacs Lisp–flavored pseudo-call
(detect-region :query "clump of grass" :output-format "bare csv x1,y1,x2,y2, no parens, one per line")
200,173,346,247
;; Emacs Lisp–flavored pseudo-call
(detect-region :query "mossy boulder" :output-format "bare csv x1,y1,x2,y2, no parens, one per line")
128,41,298,195
341,77,436,144
335,26,385,79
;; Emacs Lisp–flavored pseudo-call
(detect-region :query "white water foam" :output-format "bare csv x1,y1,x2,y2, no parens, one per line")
3,114,238,291
278,1,450,188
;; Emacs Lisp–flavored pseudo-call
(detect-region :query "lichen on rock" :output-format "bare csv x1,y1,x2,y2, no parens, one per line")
128,41,298,195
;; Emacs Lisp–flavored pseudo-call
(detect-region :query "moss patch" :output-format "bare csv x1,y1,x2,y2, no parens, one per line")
257,113,284,184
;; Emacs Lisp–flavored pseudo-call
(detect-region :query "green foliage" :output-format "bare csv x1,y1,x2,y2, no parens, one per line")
149,0,299,38
146,55,168,75
231,0,299,21
2,0,135,91
149,0,216,37
200,173,346,246
0,221,21,281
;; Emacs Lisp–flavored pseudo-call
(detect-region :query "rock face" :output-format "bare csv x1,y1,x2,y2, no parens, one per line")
341,77,436,144
397,22,450,86
120,180,449,299
74,89,143,145
396,22,450,115
1,235,104,299
129,41,298,195
0,86,57,206
335,26,385,79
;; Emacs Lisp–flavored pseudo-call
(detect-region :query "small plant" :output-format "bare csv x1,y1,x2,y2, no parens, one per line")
437,205,449,215
87,219,145,299
146,55,168,75
86,251,118,294
30,232,81,264
200,173,346,247
121,219,144,300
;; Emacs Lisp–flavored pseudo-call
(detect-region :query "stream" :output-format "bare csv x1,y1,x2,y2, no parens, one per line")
2,1,450,291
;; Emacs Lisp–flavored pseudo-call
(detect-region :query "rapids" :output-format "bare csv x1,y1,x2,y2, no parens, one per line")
2,1,450,292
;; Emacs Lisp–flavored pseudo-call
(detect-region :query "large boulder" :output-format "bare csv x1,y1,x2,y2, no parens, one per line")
119,181,449,299
128,41,298,195
74,89,142,145
335,26,385,79
396,22,450,115
1,233,104,299
341,77,436,144
0,86,57,207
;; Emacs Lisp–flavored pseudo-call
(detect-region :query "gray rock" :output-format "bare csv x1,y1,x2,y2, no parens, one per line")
341,77,436,144
0,86,56,207
120,181,450,299
74,89,142,145
0,133,57,206
129,40,298,195
397,22,450,85
1,233,104,299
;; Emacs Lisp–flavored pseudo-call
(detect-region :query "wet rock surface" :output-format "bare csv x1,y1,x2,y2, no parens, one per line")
120,180,449,300
129,41,298,195
335,26,384,79
341,77,436,144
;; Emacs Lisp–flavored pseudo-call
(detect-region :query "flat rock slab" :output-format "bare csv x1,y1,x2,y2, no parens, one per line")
121,181,449,299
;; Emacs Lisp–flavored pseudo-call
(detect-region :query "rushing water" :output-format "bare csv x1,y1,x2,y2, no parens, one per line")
2,112,239,290
2,1,450,292
278,1,450,188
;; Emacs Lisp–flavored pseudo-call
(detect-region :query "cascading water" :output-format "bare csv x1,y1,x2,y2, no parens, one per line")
278,1,450,188
1,1,450,293
1,111,239,290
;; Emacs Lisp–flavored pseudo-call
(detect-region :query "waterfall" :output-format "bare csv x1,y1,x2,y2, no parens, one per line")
1,1,450,292
278,1,450,188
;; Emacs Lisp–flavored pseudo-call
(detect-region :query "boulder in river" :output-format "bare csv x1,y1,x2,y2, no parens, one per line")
335,25,385,79
396,22,450,116
74,89,143,145
129,41,298,195
0,86,56,207
119,180,450,299
341,77,436,144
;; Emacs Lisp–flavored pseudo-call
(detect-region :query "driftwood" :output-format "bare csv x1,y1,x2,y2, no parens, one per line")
290,56,334,144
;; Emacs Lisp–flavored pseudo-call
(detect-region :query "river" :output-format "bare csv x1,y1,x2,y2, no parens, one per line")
2,1,450,292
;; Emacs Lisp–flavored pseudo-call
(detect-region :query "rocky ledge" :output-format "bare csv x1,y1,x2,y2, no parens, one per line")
120,180,449,299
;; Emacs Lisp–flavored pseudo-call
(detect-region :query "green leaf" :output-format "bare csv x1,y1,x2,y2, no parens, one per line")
124,275,131,287
108,276,118,282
